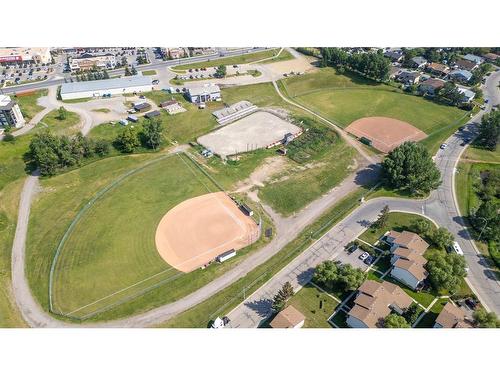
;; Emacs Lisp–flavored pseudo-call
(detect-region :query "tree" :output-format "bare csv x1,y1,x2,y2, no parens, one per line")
115,127,139,153
477,111,500,151
412,218,432,237
470,200,500,242
3,133,15,142
142,117,164,150
372,205,390,229
102,69,110,79
124,66,131,76
426,252,467,294
429,227,454,250
473,308,500,328
29,132,61,176
57,106,68,120
382,142,441,195
215,64,227,78
436,82,463,106
402,305,420,325
383,313,410,328
272,281,295,312
94,139,110,156
313,261,366,293
131,66,137,75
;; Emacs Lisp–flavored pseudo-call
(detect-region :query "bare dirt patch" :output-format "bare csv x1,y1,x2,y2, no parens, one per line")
345,116,427,153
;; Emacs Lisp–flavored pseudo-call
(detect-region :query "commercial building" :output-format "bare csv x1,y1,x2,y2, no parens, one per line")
434,302,473,328
346,280,412,328
60,75,152,100
270,305,305,328
0,47,52,64
0,95,25,129
187,84,221,103
69,53,117,72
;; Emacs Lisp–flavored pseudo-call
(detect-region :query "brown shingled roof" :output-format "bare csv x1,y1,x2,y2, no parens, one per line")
455,59,477,71
390,231,429,255
270,305,305,328
394,258,428,281
435,302,472,328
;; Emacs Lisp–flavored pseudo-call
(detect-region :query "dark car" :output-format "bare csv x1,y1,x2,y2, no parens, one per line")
458,126,465,131
364,255,374,265
465,298,478,310
346,244,358,254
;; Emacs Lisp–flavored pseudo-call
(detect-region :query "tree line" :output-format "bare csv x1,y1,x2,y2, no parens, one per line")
320,47,391,81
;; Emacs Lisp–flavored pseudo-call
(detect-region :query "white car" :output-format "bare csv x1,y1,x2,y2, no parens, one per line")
440,143,448,150
359,252,369,261
449,241,464,256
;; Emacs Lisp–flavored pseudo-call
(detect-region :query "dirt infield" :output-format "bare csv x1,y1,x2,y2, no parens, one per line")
197,111,301,157
345,116,427,153
155,192,259,272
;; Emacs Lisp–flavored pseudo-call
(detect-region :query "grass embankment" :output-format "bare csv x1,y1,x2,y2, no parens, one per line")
0,179,28,327
173,49,283,70
14,89,48,121
280,68,468,153
161,186,371,327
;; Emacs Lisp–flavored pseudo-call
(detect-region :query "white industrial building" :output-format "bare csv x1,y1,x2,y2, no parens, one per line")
60,76,153,100
187,84,221,103
0,95,25,129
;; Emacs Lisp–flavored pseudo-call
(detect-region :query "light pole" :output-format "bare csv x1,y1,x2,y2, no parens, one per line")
476,216,489,241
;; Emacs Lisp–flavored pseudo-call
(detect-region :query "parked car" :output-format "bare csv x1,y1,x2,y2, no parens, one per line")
364,255,374,265
359,252,369,261
465,298,478,310
346,243,358,254
448,241,464,256
440,143,448,150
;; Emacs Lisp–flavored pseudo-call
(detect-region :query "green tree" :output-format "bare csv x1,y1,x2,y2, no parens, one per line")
313,261,366,293
29,131,61,176
429,227,454,250
215,64,227,78
115,127,139,153
142,117,164,150
436,82,463,106
94,139,111,156
124,66,131,76
470,200,500,242
412,218,433,237
402,305,420,325
372,205,390,229
102,69,110,79
272,281,295,312
426,252,467,294
384,313,410,328
131,66,137,75
473,308,500,328
382,142,441,195
57,106,68,120
477,111,500,151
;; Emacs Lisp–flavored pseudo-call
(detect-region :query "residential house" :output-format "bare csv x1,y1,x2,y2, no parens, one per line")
410,56,427,69
418,78,446,96
187,84,221,103
386,231,429,290
384,49,404,62
455,59,478,72
388,66,401,80
463,54,484,65
434,302,473,328
397,70,422,85
457,87,476,103
427,62,450,76
449,69,473,83
346,280,413,328
483,52,499,63
270,305,305,328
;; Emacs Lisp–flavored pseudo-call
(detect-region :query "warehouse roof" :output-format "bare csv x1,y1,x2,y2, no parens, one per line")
187,84,220,97
60,76,152,95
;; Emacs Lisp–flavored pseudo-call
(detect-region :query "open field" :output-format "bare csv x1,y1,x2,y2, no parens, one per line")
285,283,338,328
14,89,48,121
173,49,285,70
26,152,271,321
0,179,28,327
160,187,371,327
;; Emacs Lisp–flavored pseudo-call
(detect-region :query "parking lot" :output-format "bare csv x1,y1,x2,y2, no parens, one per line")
1,63,54,87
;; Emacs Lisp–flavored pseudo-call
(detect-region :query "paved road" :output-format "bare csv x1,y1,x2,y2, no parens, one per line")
227,70,500,327
0,48,271,95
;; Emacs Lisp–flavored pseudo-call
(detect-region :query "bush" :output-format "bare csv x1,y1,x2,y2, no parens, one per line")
2,133,15,142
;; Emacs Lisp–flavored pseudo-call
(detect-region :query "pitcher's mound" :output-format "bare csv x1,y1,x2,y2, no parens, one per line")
345,116,427,153
155,192,259,272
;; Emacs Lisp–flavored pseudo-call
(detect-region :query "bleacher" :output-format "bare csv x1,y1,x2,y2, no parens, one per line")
212,100,258,126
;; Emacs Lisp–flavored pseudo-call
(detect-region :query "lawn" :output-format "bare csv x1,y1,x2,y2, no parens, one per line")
173,49,283,70
285,283,338,328
14,89,48,121
141,70,157,76
462,145,500,163
415,297,450,328
383,275,437,308
0,179,28,327
160,187,371,327
358,212,437,245
27,152,272,321
260,49,294,64
39,109,81,136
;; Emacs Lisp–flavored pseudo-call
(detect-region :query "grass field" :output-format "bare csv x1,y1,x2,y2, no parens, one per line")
141,70,157,76
14,89,48,121
358,212,437,245
0,179,28,327
173,49,284,70
26,151,272,321
160,187,372,327
285,283,338,328
280,68,468,153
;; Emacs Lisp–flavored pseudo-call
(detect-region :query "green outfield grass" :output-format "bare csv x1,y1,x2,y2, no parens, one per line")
173,49,284,70
0,179,28,327
14,89,48,121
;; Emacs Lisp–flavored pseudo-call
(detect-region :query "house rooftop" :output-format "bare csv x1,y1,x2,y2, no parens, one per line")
420,78,446,89
411,56,427,65
455,59,477,71
388,230,429,255
270,305,305,328
450,69,473,80
435,302,473,328
428,62,450,73
394,258,428,281
188,84,221,97
463,54,483,64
